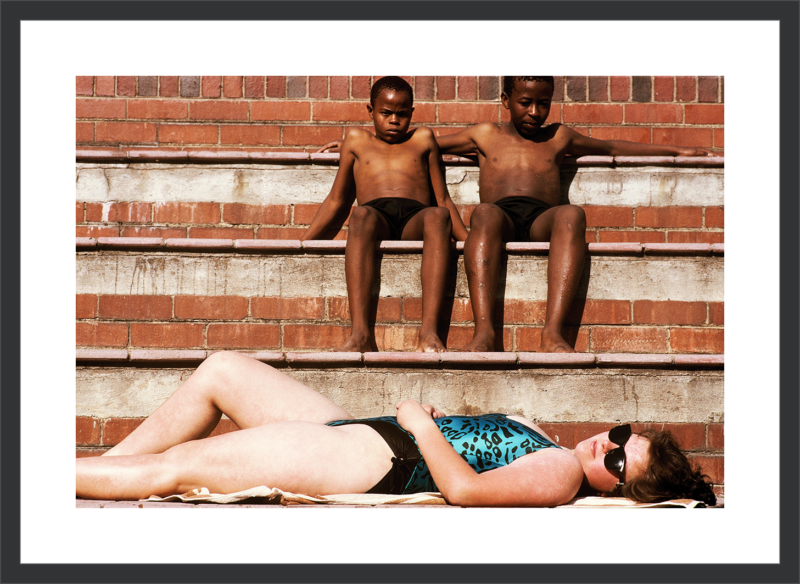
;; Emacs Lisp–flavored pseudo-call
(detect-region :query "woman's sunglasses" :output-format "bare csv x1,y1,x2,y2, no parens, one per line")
603,424,632,489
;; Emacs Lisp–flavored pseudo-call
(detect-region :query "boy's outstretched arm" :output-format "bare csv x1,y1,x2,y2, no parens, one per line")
435,124,486,155
301,137,357,240
564,127,722,158
427,130,469,241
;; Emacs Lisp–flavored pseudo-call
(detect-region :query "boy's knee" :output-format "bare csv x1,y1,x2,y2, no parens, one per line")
349,206,378,231
555,205,586,231
424,207,451,229
471,204,505,230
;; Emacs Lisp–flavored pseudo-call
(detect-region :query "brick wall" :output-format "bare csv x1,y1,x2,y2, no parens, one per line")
76,76,724,152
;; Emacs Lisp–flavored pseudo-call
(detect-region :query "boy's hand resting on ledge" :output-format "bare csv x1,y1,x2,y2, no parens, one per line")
316,140,343,153
675,147,722,157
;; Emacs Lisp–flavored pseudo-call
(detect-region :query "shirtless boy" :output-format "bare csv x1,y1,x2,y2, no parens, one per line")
432,76,721,352
302,76,468,353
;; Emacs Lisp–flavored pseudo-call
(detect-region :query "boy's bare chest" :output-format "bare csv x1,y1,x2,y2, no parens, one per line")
355,143,427,176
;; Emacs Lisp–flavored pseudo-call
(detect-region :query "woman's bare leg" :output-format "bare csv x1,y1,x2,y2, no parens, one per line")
78,422,393,500
103,351,352,457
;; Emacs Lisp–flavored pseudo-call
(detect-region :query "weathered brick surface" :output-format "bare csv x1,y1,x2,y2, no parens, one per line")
128,99,188,120
76,416,101,445
102,418,144,445
223,203,290,225
284,324,349,349
77,322,128,347
207,324,280,348
118,77,136,97
174,296,249,320
635,207,703,228
159,124,219,144
591,326,669,353
670,328,724,353
99,295,173,320
130,323,204,348
633,301,707,325
76,294,97,318
77,98,126,119
252,297,326,320
154,202,220,224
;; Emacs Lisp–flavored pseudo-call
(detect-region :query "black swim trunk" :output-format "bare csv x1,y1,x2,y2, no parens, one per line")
493,196,553,242
360,197,428,240
326,418,421,495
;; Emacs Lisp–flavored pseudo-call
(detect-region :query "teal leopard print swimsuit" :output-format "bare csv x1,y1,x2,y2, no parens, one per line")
327,414,560,494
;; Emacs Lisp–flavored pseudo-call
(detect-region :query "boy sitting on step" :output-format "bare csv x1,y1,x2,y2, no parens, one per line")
431,76,720,353
302,76,468,353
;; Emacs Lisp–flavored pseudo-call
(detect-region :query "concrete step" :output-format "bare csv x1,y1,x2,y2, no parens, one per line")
76,241,723,353
75,360,724,486
75,153,724,244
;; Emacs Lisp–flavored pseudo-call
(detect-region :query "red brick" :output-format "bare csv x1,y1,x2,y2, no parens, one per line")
102,418,145,445
117,202,151,223
121,226,186,238
309,76,327,98
371,325,419,351
583,206,633,228
633,301,706,325
76,294,97,318
208,323,280,348
86,202,116,222
76,417,101,445
128,99,187,120
551,77,564,102
327,297,401,323
266,76,286,98
590,127,651,143
251,101,311,121
76,226,120,238
76,76,94,96
667,231,724,244
117,76,136,97
411,103,435,124
312,102,369,122
287,76,307,98
635,207,702,228
95,76,115,96
597,230,665,243
76,322,128,347
223,77,242,98
609,77,630,101
159,76,179,97
457,76,477,100
516,327,588,352
698,77,719,102
684,104,724,125
76,202,85,223
707,423,724,449
189,101,249,121
568,300,631,325
625,104,682,124
705,207,724,228
670,328,723,353
715,129,724,148
99,295,172,319
563,104,623,124
436,76,455,100
283,126,344,146
688,454,723,484
154,202,220,224
587,76,608,101
209,418,240,437
188,227,253,239
220,125,280,146
174,296,249,320
293,204,321,225
566,76,587,101
96,122,157,143
284,324,349,349
502,299,547,325
709,302,724,325
137,77,158,97
158,124,219,144
76,98,126,119
77,122,94,142
75,449,106,458
223,203,289,225
244,76,265,98
653,77,673,102
676,77,696,102
653,128,712,148
415,76,434,100
631,422,707,450
330,76,349,99
202,76,221,98
256,227,308,239
252,297,325,320
438,103,498,123
591,327,668,353
131,323,204,348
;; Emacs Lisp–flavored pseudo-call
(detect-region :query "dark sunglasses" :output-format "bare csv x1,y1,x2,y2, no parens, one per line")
603,424,632,489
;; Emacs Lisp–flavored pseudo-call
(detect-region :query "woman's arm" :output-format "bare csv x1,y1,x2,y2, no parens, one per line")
396,400,583,507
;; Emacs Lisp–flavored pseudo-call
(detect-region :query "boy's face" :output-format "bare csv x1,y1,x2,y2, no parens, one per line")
367,89,414,143
501,80,553,138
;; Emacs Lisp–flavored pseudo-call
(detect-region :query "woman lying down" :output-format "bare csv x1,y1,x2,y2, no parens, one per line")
77,352,717,507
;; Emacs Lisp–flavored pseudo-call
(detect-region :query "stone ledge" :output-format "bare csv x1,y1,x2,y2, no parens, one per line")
76,350,724,369
76,238,722,257
76,149,724,168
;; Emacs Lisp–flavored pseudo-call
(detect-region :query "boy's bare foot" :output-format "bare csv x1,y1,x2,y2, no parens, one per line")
539,328,575,353
335,333,377,352
416,333,446,353
457,332,497,352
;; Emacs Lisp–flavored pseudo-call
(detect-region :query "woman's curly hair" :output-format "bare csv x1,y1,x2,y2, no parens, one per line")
617,429,717,506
